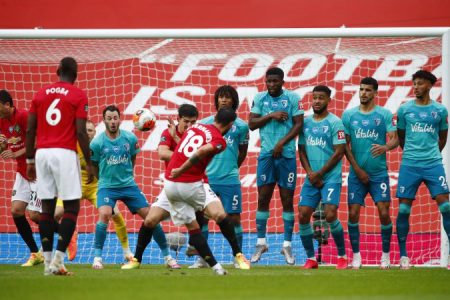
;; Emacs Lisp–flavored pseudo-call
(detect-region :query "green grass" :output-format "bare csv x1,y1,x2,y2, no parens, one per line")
1,264,449,300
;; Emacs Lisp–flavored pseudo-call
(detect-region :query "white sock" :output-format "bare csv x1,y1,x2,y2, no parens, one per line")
283,241,291,247
53,250,65,264
308,257,317,261
123,248,132,258
212,263,223,270
256,238,266,245
43,251,52,264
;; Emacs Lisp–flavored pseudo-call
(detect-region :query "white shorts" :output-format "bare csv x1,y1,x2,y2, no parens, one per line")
164,180,220,226
35,148,82,200
12,173,41,212
152,189,172,213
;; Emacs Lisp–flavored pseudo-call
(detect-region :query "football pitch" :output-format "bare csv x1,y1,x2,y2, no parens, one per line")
1,265,449,300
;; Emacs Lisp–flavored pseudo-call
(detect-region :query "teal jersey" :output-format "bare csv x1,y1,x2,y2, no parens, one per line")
299,113,346,183
397,100,448,167
90,129,140,189
251,89,303,158
342,105,396,177
200,116,249,185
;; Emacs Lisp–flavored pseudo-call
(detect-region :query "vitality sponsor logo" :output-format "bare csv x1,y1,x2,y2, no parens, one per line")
355,128,379,139
307,135,326,148
106,154,129,165
411,122,435,133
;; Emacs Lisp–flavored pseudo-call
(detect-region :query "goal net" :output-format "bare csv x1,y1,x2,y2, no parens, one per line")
0,28,448,267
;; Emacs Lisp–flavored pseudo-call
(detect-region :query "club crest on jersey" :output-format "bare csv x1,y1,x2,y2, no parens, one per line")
431,111,438,119
113,146,120,153
8,126,14,133
322,126,329,133
260,174,266,182
281,100,288,108
374,118,381,126
419,112,428,119
362,120,369,126
123,143,130,152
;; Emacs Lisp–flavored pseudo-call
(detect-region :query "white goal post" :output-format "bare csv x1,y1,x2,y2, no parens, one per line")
0,27,448,267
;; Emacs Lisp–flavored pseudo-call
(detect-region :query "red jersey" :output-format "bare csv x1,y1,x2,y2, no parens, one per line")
165,123,226,182
158,126,183,169
29,81,88,151
0,108,28,179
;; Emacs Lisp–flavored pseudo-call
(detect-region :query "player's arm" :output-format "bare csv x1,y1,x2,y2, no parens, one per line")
77,118,94,184
158,145,173,161
273,114,303,158
237,143,248,168
310,144,345,186
439,129,448,152
371,130,398,157
298,144,323,188
170,144,215,179
248,111,289,131
344,135,369,184
25,112,37,181
397,129,405,150
91,161,99,179
131,155,137,168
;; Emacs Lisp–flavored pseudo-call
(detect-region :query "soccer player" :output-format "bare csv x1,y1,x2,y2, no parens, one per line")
0,90,43,267
187,85,249,269
342,77,398,269
54,120,132,262
396,70,449,270
249,67,303,265
122,104,250,271
90,105,179,269
25,57,93,276
298,85,347,270
121,103,197,269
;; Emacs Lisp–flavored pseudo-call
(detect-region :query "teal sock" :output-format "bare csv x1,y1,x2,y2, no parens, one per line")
94,221,108,258
202,223,209,241
328,219,346,257
282,212,295,242
234,225,243,249
153,223,169,257
299,223,315,258
439,202,450,255
256,211,270,239
380,223,393,253
348,222,360,253
396,203,411,257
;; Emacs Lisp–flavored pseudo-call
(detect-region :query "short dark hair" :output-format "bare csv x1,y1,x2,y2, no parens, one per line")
178,103,198,118
214,107,237,126
102,105,121,118
214,85,239,111
360,77,379,91
266,67,284,80
412,70,437,85
0,90,13,106
312,85,332,97
57,57,78,83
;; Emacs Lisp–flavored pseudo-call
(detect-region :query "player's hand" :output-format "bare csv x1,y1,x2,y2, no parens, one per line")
0,134,7,144
0,149,14,159
271,111,289,122
26,163,36,181
170,168,182,179
85,162,95,184
167,117,180,144
272,142,284,158
308,171,323,187
371,144,387,158
354,167,369,185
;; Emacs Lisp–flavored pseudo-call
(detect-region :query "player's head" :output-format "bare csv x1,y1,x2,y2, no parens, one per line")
214,107,237,135
57,57,78,83
0,90,13,118
359,77,378,105
312,85,332,115
86,120,96,142
412,70,437,100
214,85,239,111
265,67,284,97
102,105,121,134
177,104,198,134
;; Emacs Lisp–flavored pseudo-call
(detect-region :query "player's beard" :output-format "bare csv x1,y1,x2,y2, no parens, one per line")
313,105,327,115
106,123,118,134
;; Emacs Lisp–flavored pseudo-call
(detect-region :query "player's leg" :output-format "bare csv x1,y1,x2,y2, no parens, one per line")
423,163,450,269
54,199,77,261
298,180,320,269
276,157,297,265
111,204,132,259
252,155,276,262
93,188,115,269
10,173,42,266
321,182,346,269
39,198,57,274
396,164,421,269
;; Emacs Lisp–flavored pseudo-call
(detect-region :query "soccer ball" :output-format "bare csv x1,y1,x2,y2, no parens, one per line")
133,108,156,131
